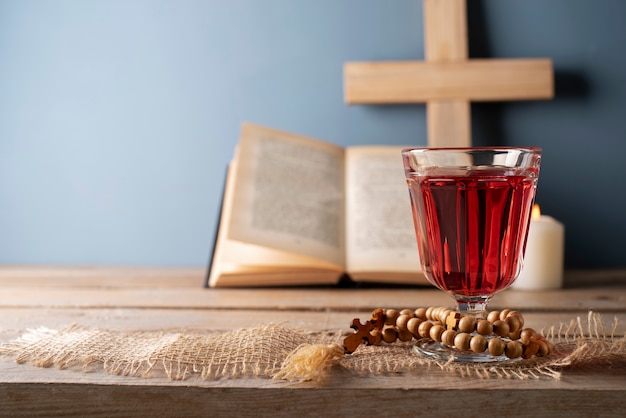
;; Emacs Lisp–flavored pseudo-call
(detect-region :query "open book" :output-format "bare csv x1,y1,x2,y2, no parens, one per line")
206,123,428,287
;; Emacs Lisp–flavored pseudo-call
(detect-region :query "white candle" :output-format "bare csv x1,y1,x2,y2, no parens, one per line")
512,205,565,290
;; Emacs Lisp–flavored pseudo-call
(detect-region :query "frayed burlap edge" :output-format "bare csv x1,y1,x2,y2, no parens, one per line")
1,312,623,382
0,323,316,380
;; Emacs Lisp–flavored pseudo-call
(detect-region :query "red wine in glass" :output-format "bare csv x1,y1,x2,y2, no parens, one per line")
408,170,536,297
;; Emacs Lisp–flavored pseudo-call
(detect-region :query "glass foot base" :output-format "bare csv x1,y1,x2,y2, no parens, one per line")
414,340,519,363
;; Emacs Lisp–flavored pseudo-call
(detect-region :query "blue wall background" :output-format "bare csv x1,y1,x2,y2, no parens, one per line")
1,0,624,269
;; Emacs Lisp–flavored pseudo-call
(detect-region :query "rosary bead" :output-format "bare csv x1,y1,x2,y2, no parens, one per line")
398,328,413,342
476,319,493,336
522,340,540,359
508,310,524,328
429,324,446,342
487,310,501,323
396,314,411,332
520,328,536,345
505,315,522,334
470,334,488,353
418,321,433,338
406,317,422,337
505,341,523,359
458,316,476,333
433,307,445,321
415,307,427,320
508,329,522,341
385,309,400,325
425,307,437,321
400,308,415,318
454,332,472,351
488,337,506,356
428,307,438,322
431,307,443,322
499,309,512,320
382,326,398,344
441,329,457,346
542,340,554,356
492,320,510,337
438,308,452,324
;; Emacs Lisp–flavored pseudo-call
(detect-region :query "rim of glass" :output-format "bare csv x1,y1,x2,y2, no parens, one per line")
401,146,542,154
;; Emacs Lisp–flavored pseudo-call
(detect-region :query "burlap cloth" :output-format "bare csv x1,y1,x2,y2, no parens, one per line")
1,312,624,382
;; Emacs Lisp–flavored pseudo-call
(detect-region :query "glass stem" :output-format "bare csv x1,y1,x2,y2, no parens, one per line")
454,296,491,319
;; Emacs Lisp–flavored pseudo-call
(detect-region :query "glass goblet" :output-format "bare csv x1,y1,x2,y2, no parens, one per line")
402,147,541,362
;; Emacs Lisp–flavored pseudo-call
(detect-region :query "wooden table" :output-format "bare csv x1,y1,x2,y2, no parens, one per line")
1,266,625,417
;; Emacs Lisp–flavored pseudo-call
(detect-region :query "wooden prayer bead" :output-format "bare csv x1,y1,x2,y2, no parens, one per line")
487,310,501,323
505,341,523,359
415,307,427,320
431,307,442,322
441,329,457,347
385,309,399,325
425,307,435,321
398,329,413,342
543,340,554,356
476,319,493,336
396,314,411,332
418,321,433,338
470,334,487,353
454,332,472,351
433,307,444,321
508,310,524,327
382,326,398,343
505,315,521,334
499,309,512,320
492,320,510,337
458,316,476,333
508,329,522,341
520,328,536,345
438,309,452,324
488,337,506,357
406,317,422,337
429,324,445,342
522,339,540,359
400,308,414,317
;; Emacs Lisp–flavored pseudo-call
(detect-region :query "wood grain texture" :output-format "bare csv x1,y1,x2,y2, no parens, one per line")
2,382,626,418
0,266,625,417
427,100,471,147
424,0,470,147
344,59,554,103
424,0,467,61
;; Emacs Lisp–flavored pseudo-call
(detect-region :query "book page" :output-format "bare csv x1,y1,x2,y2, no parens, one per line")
228,123,346,267
208,159,343,287
344,146,422,274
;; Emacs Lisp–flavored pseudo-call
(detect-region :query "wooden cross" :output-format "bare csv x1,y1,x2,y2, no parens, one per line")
344,0,554,147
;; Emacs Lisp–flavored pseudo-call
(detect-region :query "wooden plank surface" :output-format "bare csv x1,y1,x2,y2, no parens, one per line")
1,266,625,417
2,282,625,313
